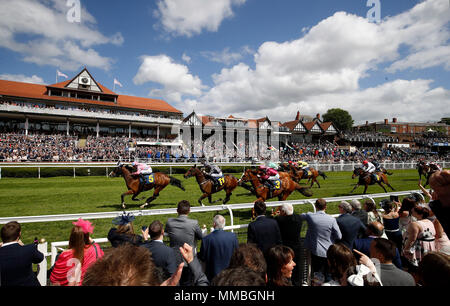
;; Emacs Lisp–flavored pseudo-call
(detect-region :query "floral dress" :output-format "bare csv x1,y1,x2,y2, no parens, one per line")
403,219,436,267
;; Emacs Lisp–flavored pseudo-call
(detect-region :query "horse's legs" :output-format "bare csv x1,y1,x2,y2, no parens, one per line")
315,177,321,188
350,184,359,193
363,185,368,194
377,182,387,193
198,193,209,207
223,192,232,204
140,188,161,209
121,190,134,209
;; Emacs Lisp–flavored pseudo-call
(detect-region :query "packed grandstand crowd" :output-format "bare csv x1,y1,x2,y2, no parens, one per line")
0,129,449,163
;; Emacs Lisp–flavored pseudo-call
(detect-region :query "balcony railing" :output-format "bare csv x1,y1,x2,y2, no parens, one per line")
0,104,182,125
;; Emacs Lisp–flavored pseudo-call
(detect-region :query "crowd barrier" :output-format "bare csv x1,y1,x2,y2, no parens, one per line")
0,189,425,286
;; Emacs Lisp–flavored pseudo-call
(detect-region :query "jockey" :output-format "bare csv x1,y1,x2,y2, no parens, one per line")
371,159,381,172
297,160,309,170
131,161,152,177
428,161,442,172
362,160,377,181
202,160,223,186
259,164,280,190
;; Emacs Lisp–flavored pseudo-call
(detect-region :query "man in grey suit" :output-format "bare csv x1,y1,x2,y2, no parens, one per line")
165,200,204,285
300,198,342,284
370,238,416,286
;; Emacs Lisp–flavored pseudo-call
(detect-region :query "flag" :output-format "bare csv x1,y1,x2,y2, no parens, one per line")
114,78,123,88
57,70,68,79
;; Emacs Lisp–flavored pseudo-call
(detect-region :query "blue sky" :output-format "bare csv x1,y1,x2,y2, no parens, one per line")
0,0,449,124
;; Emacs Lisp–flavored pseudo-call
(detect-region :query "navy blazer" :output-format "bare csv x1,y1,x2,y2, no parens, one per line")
142,240,178,278
247,216,282,255
353,237,402,269
0,243,44,286
336,213,367,250
198,229,239,281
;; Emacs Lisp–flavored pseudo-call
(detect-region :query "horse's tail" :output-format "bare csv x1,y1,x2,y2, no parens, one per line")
318,170,327,180
169,176,185,191
385,170,393,176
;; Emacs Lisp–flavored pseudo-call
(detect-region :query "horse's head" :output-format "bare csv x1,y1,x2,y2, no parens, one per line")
184,165,199,179
238,168,253,185
352,167,363,179
109,163,124,177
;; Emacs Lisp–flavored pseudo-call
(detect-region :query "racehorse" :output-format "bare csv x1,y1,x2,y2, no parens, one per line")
279,163,327,188
184,165,238,206
238,168,312,202
350,167,395,194
417,161,439,187
109,162,185,209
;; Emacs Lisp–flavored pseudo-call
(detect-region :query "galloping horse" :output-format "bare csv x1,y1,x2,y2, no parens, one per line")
184,165,238,206
109,163,185,209
279,163,327,188
350,167,394,194
238,168,312,202
417,161,440,187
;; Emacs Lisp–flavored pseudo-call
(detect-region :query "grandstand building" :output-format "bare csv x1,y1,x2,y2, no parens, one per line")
281,112,339,144
0,68,183,143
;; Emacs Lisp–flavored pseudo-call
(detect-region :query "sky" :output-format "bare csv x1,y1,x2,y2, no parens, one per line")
0,0,449,125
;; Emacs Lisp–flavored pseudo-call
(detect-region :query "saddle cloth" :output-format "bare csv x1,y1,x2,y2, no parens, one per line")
140,173,155,184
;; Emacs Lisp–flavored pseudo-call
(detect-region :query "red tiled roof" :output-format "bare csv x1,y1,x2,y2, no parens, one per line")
0,79,182,114
320,122,332,131
282,120,301,131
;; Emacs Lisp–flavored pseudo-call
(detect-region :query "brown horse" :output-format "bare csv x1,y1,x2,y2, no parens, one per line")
350,167,394,194
279,163,327,188
416,161,439,187
109,163,185,209
184,165,238,206
238,168,312,202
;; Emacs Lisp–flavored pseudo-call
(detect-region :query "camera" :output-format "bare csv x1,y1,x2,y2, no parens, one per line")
141,226,148,232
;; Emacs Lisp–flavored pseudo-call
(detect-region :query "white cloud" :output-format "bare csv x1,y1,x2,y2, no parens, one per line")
201,46,253,65
178,0,450,123
182,53,191,63
0,0,123,71
0,73,45,84
133,55,206,103
154,0,246,37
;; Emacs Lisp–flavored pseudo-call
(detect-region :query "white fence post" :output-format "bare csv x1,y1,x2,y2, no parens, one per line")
37,242,48,286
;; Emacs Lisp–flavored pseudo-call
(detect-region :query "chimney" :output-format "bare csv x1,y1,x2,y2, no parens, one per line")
384,119,388,125
366,121,368,126
295,111,300,121
393,118,397,123
316,113,320,119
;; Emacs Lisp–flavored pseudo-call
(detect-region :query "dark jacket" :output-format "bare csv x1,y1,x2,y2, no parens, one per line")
142,240,178,279
336,213,367,249
0,243,44,286
247,216,282,255
198,229,239,281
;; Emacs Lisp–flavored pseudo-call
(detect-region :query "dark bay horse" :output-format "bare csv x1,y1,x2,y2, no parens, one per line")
238,168,312,202
109,163,185,209
184,165,238,206
416,161,439,187
279,163,327,188
350,167,394,194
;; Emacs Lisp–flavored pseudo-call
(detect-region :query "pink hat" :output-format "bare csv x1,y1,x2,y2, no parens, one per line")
72,218,94,234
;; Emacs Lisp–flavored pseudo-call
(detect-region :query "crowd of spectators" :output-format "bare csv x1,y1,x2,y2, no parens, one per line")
1,170,449,287
0,129,449,163
0,100,181,121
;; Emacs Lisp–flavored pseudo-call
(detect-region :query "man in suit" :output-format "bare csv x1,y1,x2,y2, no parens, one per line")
273,203,304,286
336,201,367,249
165,200,204,285
142,220,178,279
247,200,282,256
353,221,402,269
350,199,368,229
370,238,416,286
300,198,342,283
0,221,44,286
198,215,239,281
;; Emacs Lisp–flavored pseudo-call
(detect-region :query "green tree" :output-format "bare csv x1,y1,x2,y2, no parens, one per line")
322,108,354,132
439,117,450,125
